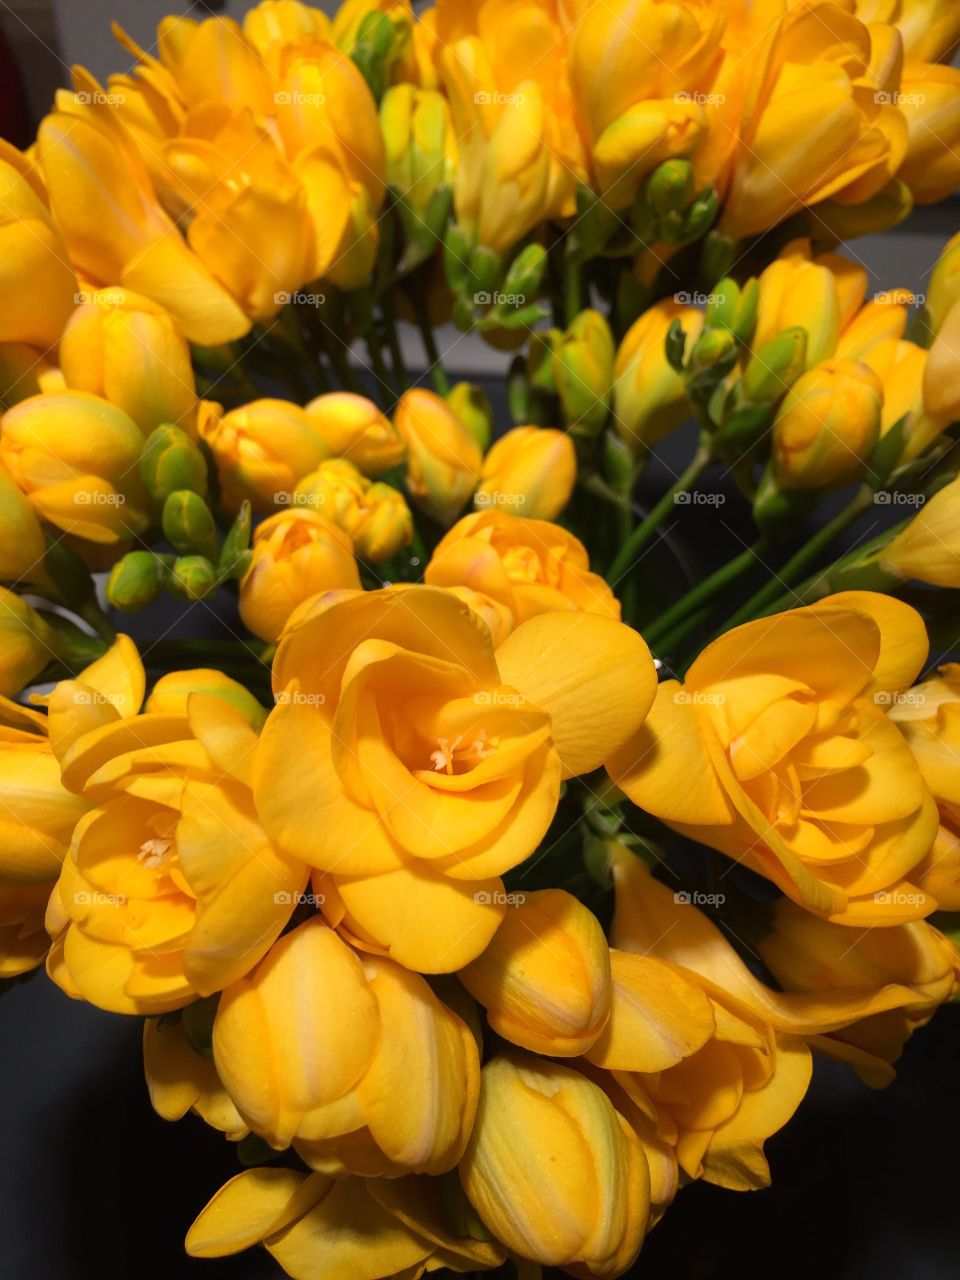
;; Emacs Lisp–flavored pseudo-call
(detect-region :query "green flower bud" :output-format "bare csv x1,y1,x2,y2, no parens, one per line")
701,230,736,287
646,159,696,217
444,223,475,297
447,382,494,451
106,551,162,612
502,243,547,302
553,309,614,436
140,424,208,503
689,327,737,375
706,277,759,345
218,500,252,580
469,245,502,297
169,555,217,602
741,327,808,405
162,490,219,561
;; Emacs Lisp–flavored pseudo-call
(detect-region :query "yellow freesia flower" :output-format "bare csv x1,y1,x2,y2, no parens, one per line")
459,888,612,1056
567,0,724,208
186,1166,505,1275
609,592,938,924
474,426,577,523
0,591,55,698
896,60,960,204
0,392,150,544
459,1051,650,1276
45,646,307,1014
144,1016,248,1141
758,898,960,1086
0,463,50,588
614,300,703,453
426,510,620,624
293,458,413,562
880,475,960,585
719,5,908,239
305,393,406,477
238,508,361,644
59,287,197,435
199,398,334,511
212,916,479,1175
770,358,883,491
252,585,656,970
858,0,960,64
394,389,483,526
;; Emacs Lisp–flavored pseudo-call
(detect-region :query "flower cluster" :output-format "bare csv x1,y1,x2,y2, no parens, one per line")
2,1,960,1278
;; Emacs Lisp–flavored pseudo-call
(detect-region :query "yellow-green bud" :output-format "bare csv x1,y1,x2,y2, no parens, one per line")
553,309,614,436
162,490,219,561
742,327,808,405
140,424,208,503
706,277,759,345
689,327,737,375
503,244,547,302
169,555,217,601
447,382,494,451
106,551,162,611
646,159,696,217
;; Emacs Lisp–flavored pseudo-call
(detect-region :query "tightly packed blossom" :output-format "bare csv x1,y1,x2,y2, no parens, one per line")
2,2,960,1278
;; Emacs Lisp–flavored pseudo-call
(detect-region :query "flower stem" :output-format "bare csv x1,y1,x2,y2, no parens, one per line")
415,300,450,396
606,436,713,588
565,255,583,327
381,295,410,393
715,484,875,633
645,539,769,647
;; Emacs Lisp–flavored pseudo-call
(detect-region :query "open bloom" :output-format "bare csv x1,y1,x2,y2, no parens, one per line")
459,1051,651,1277
213,916,480,1176
45,645,307,1014
426,511,619,625
609,592,938,924
186,1166,505,1277
253,586,656,970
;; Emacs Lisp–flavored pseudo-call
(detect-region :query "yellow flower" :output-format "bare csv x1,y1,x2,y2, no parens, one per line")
0,462,50,588
757,897,960,1086
474,426,577,522
186,1167,505,1276
45,642,307,1014
719,7,907,239
35,102,249,345
613,300,702,453
567,0,724,208
0,392,150,544
0,882,54,979
866,0,960,63
0,590,55,697
212,916,480,1175
922,292,960,427
144,1016,248,1141
242,1,332,69
293,458,413,562
553,309,616,437
199,399,334,511
606,850,933,1186
394,389,483,526
459,889,612,1056
253,585,656,970
753,239,868,372
426,510,620,623
880,476,960,586
238,508,360,644
305,392,406,477
896,61,960,204
609,592,938,924
381,83,457,264
0,144,77,350
144,669,268,729
459,1051,650,1276
58,288,197,435
770,359,883,491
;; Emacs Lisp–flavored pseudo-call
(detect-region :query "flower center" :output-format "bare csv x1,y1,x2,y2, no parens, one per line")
138,837,173,869
430,729,496,775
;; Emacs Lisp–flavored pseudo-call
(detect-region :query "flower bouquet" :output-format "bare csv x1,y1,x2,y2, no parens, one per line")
2,1,960,1276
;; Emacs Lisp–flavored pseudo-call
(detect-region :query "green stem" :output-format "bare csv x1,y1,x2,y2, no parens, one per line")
645,539,769,647
717,484,875,633
565,255,583,327
415,301,450,396
654,604,716,659
365,330,397,409
381,294,410,393
77,598,117,643
606,436,714,587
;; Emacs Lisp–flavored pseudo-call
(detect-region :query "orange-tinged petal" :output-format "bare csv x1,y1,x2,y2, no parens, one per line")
811,591,927,697
185,1168,328,1258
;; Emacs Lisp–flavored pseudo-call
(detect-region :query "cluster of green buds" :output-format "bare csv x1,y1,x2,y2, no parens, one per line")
505,310,615,442
444,233,549,340
341,6,412,103
381,85,456,274
106,425,253,610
